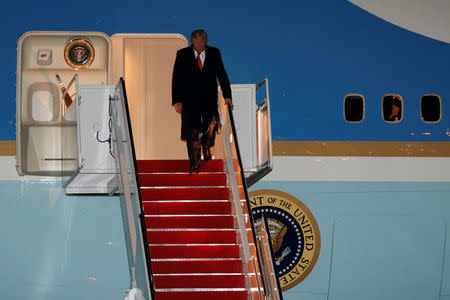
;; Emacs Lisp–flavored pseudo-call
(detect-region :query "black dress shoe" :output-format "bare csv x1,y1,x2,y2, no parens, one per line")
202,143,212,161
190,162,200,174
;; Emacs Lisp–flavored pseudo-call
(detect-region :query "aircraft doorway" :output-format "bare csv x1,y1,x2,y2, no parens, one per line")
110,34,189,160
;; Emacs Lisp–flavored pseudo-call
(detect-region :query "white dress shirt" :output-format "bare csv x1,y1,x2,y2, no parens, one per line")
194,49,205,66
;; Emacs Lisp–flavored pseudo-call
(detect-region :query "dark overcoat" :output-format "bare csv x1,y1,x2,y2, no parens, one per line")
171,45,232,140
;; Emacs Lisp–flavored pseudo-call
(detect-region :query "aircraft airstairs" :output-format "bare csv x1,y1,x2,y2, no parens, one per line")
50,77,281,300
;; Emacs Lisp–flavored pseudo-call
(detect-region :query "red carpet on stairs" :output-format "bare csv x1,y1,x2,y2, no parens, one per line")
137,159,248,300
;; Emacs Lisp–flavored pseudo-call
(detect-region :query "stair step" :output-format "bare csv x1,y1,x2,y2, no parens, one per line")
149,245,240,259
145,215,234,229
143,201,231,215
137,159,223,173
154,290,248,300
153,274,245,289
139,173,226,187
148,230,236,244
136,159,247,299
151,259,243,274
141,187,229,200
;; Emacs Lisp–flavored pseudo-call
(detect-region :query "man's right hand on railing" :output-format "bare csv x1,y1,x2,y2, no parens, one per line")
225,98,234,110
173,102,182,114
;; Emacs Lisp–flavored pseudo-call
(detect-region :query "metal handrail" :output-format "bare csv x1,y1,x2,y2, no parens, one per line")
111,78,155,300
257,214,283,300
219,104,253,265
218,95,282,299
227,104,267,298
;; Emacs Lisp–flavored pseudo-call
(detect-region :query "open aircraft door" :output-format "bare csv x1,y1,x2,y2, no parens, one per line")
16,31,272,187
230,78,273,186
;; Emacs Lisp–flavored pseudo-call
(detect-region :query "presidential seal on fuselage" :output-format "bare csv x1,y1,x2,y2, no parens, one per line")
249,189,321,291
64,38,95,69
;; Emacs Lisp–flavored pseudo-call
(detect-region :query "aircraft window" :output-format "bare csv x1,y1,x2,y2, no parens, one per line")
382,95,403,123
344,94,364,123
421,95,441,123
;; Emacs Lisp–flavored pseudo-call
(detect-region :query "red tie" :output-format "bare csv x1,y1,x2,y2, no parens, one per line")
197,51,203,71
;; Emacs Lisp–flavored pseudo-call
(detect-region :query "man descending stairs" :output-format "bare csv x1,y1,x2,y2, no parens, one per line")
137,159,249,300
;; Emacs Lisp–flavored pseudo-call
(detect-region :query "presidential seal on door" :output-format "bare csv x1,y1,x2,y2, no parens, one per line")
64,37,95,69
